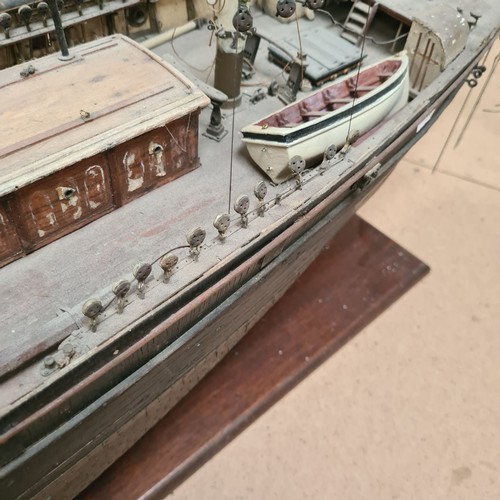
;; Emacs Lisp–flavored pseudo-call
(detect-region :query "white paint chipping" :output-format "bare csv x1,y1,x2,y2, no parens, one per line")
124,152,144,192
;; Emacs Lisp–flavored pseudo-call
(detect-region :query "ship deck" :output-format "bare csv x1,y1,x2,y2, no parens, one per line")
0,11,383,362
1,3,499,408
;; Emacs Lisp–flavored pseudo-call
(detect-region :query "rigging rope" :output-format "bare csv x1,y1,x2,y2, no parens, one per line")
432,49,499,172
453,49,499,148
170,21,217,74
345,4,369,144
294,11,305,85
228,33,239,213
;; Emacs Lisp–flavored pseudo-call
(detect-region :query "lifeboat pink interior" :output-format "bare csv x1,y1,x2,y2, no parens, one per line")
259,60,402,128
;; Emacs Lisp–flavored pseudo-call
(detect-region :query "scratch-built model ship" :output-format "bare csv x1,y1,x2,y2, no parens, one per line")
0,0,498,498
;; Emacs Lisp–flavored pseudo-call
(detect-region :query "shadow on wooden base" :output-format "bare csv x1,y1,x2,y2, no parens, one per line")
79,215,429,499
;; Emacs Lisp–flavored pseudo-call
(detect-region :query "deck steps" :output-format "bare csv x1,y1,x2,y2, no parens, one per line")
341,1,379,46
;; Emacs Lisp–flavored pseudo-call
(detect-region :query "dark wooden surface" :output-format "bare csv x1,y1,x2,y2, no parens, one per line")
80,215,429,500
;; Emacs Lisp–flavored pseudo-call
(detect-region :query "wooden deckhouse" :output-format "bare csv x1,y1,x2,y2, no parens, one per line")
0,34,209,267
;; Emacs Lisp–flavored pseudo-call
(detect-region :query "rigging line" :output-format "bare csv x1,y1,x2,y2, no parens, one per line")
454,50,499,148
432,51,499,174
164,112,191,153
345,6,369,143
101,243,192,312
102,295,117,313
294,12,305,84
170,21,217,74
151,245,191,266
204,56,217,83
427,45,497,173
209,0,225,15
228,33,239,214
436,84,474,155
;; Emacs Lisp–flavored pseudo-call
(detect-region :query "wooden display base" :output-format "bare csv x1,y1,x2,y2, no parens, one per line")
79,215,429,499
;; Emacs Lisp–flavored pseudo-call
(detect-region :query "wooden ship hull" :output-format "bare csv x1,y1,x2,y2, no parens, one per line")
0,1,498,498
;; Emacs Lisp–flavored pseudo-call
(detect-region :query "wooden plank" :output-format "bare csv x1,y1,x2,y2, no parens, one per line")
79,215,429,499
0,83,175,160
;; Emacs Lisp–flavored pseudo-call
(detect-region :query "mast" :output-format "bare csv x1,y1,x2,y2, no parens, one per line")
46,0,73,60
213,0,252,106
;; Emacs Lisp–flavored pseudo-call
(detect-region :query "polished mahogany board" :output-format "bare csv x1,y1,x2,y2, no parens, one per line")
80,215,429,499
0,35,209,266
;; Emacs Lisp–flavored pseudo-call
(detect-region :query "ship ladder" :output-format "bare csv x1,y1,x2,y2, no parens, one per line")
341,0,379,46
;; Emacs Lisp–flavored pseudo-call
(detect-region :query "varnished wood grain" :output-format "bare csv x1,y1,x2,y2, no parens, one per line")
80,215,429,499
